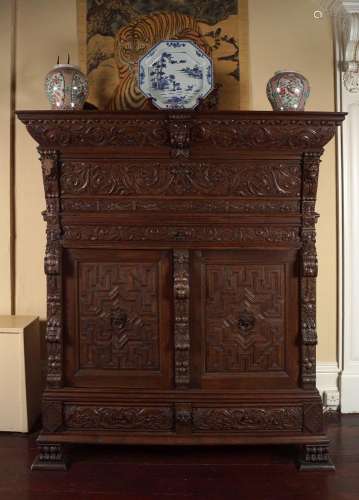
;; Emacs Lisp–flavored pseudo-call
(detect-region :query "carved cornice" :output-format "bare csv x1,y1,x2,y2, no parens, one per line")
192,118,340,150
21,117,168,148
17,112,344,151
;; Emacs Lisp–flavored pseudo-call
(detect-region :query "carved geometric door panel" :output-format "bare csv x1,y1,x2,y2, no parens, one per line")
191,250,300,390
64,249,172,389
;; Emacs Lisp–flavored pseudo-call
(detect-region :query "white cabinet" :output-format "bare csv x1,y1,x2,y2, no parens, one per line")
0,316,41,432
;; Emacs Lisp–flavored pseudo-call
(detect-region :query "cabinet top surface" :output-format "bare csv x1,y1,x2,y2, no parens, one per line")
0,315,39,334
16,109,345,119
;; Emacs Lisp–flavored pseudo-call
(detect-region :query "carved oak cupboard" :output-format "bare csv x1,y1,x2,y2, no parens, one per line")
17,110,344,471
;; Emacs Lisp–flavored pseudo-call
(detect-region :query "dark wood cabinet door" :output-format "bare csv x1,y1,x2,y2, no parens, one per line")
64,249,172,389
191,249,300,390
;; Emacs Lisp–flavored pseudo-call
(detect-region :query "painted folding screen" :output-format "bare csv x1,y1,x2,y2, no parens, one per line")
77,0,249,110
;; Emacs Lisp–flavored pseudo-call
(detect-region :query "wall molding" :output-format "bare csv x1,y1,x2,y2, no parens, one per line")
334,0,359,412
9,0,17,315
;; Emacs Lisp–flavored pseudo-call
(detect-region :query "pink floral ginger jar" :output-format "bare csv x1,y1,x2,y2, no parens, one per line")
45,64,88,110
266,70,310,111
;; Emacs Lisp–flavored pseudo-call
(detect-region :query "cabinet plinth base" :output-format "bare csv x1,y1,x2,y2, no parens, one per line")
31,444,68,471
297,444,335,471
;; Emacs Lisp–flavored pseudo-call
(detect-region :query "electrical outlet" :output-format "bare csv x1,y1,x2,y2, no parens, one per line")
324,390,340,408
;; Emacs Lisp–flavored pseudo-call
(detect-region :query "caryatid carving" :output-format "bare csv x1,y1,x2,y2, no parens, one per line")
39,148,64,388
300,152,321,389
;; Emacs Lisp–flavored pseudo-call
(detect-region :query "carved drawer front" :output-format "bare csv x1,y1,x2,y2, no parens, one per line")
192,406,303,433
191,249,300,390
64,249,172,389
59,158,301,216
64,405,174,432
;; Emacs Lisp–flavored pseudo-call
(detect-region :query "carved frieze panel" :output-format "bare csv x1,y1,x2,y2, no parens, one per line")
192,407,303,432
78,261,160,370
60,159,301,198
61,198,301,215
204,264,285,373
64,405,174,431
63,225,301,244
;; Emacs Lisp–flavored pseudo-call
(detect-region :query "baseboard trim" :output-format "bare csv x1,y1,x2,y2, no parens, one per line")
340,372,359,413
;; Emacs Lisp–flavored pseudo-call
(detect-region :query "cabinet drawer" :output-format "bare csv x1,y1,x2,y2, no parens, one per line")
63,404,174,432
191,406,303,433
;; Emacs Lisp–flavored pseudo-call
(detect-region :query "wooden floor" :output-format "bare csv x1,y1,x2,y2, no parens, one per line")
0,415,358,500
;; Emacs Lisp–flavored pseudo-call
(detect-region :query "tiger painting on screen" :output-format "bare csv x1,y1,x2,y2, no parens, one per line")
80,0,247,111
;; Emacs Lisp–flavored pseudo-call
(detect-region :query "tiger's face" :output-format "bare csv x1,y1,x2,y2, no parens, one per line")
114,25,152,68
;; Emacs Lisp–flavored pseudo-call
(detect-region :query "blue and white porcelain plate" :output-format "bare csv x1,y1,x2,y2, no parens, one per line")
138,40,214,110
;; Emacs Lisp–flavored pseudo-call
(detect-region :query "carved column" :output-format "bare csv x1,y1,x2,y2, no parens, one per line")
173,249,190,388
301,152,321,389
39,148,63,388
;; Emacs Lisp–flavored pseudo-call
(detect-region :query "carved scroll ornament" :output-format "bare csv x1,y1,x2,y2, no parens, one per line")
60,159,301,198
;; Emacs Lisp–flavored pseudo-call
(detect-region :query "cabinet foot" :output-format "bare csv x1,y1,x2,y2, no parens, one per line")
297,443,335,471
31,444,68,471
